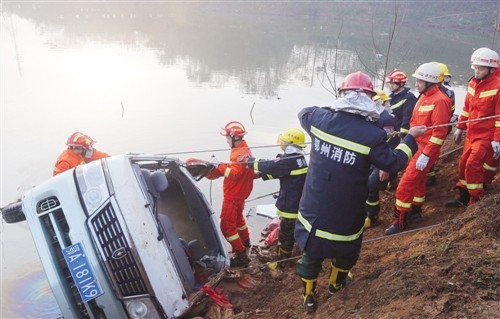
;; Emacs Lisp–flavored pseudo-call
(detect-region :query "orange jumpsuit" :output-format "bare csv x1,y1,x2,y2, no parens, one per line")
53,149,85,176
53,148,110,176
395,85,451,213
483,68,500,185
455,73,500,201
206,140,254,252
84,149,110,163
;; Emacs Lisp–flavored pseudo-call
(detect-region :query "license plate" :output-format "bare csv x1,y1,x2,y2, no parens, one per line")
62,242,104,303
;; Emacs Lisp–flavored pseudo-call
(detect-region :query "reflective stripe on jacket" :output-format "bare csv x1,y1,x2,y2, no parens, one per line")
457,74,500,142
213,140,254,201
389,87,417,133
410,85,452,159
249,150,308,218
295,107,418,258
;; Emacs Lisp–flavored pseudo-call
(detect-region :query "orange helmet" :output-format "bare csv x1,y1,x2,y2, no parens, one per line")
220,121,247,139
339,71,375,95
66,132,94,148
385,69,408,84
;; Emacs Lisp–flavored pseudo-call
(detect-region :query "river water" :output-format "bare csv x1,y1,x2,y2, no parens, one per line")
1,2,497,318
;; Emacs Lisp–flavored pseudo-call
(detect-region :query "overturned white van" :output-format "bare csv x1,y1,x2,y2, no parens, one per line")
1,154,229,318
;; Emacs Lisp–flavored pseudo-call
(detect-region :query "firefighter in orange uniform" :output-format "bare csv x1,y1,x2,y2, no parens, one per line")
53,132,110,176
446,48,500,206
204,121,255,266
386,63,452,235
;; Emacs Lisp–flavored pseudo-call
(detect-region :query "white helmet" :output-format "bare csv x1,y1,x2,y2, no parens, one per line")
470,47,488,69
412,62,441,83
471,48,499,68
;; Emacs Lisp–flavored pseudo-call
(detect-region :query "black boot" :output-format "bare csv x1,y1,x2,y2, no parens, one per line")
364,201,380,229
407,205,423,223
426,175,437,186
301,278,317,313
327,263,353,296
445,187,470,207
268,246,291,270
426,166,437,186
230,250,250,267
385,209,407,235
363,214,379,229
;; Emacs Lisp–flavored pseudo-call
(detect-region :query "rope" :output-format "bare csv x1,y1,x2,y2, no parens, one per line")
245,191,279,203
236,222,443,272
161,115,498,158
183,152,311,167
425,114,500,129
158,142,311,157
438,146,464,158
386,114,500,140
362,222,442,243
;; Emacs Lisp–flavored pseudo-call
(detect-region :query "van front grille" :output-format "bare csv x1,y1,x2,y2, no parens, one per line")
38,197,89,318
90,203,148,297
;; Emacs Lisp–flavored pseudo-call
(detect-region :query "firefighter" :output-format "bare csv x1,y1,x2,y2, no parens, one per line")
53,132,110,176
247,128,308,270
295,71,426,313
364,89,398,229
385,63,452,235
386,69,418,136
204,121,255,266
483,51,500,187
426,62,456,186
446,48,500,207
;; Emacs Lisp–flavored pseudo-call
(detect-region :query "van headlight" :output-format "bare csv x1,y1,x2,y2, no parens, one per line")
125,298,161,318
76,164,110,215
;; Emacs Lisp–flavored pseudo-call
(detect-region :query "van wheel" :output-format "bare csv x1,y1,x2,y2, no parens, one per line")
1,201,26,223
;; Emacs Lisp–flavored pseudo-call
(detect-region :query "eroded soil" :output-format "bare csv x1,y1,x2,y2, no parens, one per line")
203,137,500,319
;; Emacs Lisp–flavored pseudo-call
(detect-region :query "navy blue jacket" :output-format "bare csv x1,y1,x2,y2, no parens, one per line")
377,109,399,150
389,87,417,133
248,149,308,219
295,107,418,258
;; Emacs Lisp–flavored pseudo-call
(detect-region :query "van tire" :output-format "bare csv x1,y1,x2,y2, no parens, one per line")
1,201,26,223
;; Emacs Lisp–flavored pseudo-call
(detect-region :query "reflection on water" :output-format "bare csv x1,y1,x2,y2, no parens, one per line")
1,2,496,318
3,267,61,318
4,1,499,96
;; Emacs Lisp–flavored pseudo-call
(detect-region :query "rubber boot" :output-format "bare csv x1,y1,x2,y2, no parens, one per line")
445,187,470,207
426,168,437,186
301,277,317,313
230,250,250,267
327,263,353,296
363,213,379,230
364,201,380,229
406,205,423,223
384,209,407,235
243,238,251,254
268,246,291,270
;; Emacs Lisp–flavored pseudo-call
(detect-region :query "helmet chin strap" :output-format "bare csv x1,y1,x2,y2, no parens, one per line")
231,135,244,148
391,83,404,93
421,82,435,94
84,147,94,159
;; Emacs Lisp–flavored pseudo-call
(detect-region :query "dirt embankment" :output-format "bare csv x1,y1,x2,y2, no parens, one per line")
204,137,500,319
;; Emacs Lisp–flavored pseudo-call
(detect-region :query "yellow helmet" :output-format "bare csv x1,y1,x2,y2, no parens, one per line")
441,63,451,77
278,128,306,148
372,88,391,102
431,62,451,83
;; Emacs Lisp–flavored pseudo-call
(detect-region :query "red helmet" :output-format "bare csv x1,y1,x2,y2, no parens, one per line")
339,71,375,94
385,69,408,84
66,132,94,148
220,121,247,138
